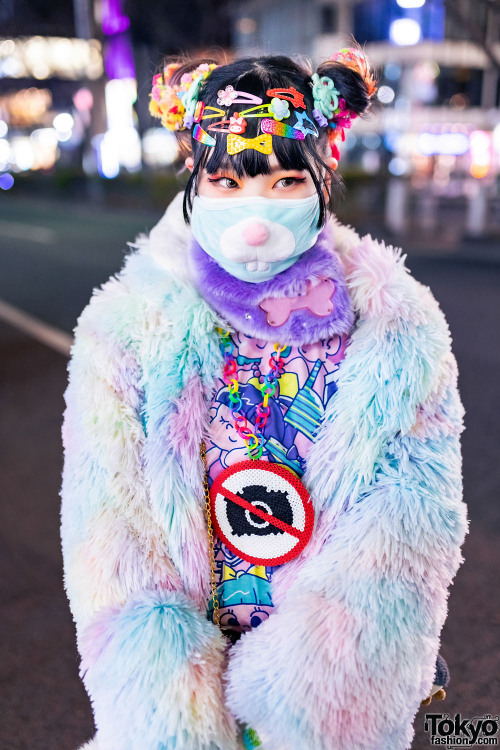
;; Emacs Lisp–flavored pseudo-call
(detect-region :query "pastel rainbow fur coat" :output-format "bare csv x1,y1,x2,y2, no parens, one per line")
60,192,468,750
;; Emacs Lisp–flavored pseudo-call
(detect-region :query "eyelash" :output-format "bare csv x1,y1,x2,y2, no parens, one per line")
207,176,307,189
207,177,238,188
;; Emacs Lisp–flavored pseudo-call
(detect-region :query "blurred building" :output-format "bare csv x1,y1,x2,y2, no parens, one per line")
0,1,231,187
1,0,499,238
234,0,500,237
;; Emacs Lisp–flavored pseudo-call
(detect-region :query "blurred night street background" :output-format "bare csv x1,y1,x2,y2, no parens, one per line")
0,1,499,749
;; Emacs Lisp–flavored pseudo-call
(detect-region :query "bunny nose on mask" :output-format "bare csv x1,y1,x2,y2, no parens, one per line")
190,193,323,283
220,217,295,273
242,222,269,246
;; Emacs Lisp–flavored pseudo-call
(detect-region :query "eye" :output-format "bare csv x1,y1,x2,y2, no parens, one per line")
274,176,308,189
249,606,269,628
220,608,240,628
207,176,240,189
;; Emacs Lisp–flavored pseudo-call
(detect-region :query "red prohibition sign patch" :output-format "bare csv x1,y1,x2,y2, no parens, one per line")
210,460,314,566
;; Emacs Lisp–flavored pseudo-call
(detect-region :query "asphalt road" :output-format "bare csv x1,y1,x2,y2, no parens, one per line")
0,195,162,333
1,195,499,749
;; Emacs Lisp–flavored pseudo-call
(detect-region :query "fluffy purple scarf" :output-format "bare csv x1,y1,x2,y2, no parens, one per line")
189,225,355,345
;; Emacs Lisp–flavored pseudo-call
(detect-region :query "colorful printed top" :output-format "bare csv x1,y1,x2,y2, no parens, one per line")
205,330,351,632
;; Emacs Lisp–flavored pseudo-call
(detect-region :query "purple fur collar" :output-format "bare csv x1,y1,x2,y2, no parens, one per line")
189,225,355,346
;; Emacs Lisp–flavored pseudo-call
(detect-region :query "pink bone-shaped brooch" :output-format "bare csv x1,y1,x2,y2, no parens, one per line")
259,277,335,327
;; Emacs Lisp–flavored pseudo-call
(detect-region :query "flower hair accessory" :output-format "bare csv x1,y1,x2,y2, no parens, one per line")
149,62,218,132
268,98,290,121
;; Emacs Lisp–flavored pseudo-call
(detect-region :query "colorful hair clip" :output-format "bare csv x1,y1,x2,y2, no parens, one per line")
239,98,290,122
193,101,205,122
192,124,216,147
227,133,272,155
199,106,226,120
217,85,263,107
182,73,209,127
312,108,328,127
261,118,304,140
266,87,305,109
229,114,247,134
207,113,247,135
311,73,341,119
292,111,319,137
268,98,290,121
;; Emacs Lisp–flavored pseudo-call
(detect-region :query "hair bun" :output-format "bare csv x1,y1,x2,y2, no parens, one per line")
330,47,377,98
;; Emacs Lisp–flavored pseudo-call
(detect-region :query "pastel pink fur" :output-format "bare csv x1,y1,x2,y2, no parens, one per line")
259,277,335,326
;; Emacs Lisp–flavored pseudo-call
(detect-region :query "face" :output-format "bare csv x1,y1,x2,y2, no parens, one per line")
186,147,337,283
185,151,336,201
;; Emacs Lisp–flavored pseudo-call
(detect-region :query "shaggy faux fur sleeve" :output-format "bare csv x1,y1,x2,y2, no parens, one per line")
224,267,468,750
60,279,237,750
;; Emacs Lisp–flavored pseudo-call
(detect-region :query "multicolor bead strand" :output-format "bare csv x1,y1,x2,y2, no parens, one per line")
255,343,285,433
218,329,285,460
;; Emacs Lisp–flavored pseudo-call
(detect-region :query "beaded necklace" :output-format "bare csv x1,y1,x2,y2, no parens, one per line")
218,327,285,459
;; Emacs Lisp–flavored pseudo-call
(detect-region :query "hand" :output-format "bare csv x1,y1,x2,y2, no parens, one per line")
420,688,446,707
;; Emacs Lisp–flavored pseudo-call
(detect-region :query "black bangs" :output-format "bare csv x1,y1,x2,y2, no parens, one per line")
182,55,345,225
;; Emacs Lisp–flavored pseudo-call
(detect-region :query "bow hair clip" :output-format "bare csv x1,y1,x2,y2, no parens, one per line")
226,133,272,155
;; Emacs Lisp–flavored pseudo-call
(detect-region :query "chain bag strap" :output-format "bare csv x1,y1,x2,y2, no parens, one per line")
200,440,263,749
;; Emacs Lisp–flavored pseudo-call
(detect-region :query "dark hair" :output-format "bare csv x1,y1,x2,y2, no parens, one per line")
166,52,375,226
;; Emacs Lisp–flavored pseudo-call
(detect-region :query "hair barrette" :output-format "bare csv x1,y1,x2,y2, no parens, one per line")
192,124,216,147
198,105,226,121
239,98,290,122
292,111,319,137
182,73,210,127
266,87,305,109
226,133,272,155
207,113,247,135
261,119,304,140
217,85,263,107
193,101,205,122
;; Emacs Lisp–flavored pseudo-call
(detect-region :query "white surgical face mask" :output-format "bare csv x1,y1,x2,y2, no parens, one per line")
190,192,324,283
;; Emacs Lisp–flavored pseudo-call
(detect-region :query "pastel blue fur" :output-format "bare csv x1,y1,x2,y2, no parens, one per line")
60,194,468,750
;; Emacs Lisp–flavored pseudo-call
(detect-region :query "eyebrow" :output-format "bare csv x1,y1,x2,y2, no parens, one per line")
268,164,306,173
210,164,306,176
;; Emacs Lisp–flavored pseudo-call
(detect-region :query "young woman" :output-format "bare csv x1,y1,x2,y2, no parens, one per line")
60,48,467,750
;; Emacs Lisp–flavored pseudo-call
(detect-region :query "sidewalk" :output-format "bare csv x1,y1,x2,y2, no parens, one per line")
0,321,94,750
1,314,498,750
